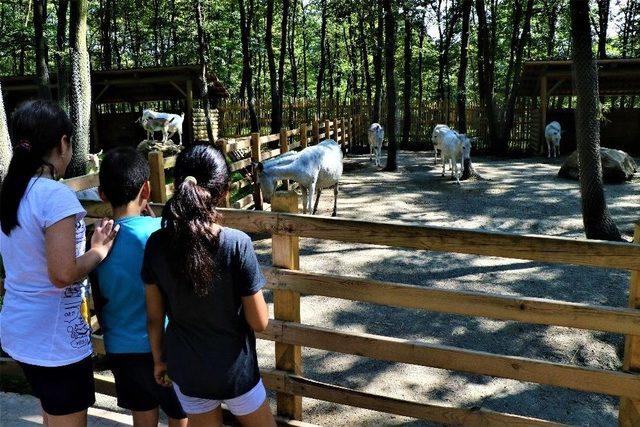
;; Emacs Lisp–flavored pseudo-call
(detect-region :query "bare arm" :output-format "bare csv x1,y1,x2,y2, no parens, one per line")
242,290,269,332
146,283,171,386
45,217,118,288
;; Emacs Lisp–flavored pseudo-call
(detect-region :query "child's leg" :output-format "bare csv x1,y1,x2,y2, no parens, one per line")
44,409,88,427
131,408,158,427
235,400,276,427
168,416,188,427
185,407,223,427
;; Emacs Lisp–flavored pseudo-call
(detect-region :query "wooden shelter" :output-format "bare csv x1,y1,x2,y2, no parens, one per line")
0,65,229,149
519,59,640,154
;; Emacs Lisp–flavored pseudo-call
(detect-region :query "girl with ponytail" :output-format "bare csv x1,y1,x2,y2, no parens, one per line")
0,99,118,426
143,144,275,426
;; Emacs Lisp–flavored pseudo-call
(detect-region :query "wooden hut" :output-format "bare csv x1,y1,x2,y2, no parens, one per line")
0,65,229,150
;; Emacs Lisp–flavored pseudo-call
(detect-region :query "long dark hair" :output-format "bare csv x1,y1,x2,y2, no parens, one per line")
0,100,73,235
162,144,230,297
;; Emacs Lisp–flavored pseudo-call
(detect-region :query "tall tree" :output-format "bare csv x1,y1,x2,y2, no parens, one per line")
316,0,327,119
67,0,91,177
34,0,52,100
0,83,12,185
195,0,215,144
277,0,291,129
456,0,472,133
382,0,397,171
371,3,384,124
239,0,259,133
401,13,412,147
265,0,279,133
99,0,113,69
595,0,611,59
55,0,70,110
570,0,622,241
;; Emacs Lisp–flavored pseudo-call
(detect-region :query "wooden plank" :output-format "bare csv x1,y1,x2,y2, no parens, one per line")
185,79,194,144
312,120,320,144
230,157,252,172
225,137,252,152
259,320,640,398
263,267,640,335
324,119,331,141
82,201,113,218
260,133,282,143
148,151,167,203
261,369,562,426
300,123,308,148
271,192,302,420
286,128,300,137
232,193,254,210
261,147,283,162
620,223,640,426
230,177,253,192
63,173,100,192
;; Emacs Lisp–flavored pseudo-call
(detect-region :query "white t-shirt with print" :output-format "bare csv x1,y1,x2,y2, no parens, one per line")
0,177,90,367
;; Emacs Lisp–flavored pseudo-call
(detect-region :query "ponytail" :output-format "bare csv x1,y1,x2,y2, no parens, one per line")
162,144,230,296
0,100,73,235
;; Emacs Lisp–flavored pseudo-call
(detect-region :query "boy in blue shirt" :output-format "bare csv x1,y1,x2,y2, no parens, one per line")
92,147,186,427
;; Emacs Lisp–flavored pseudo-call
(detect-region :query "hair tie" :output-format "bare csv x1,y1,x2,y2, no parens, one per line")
16,140,32,152
184,176,198,185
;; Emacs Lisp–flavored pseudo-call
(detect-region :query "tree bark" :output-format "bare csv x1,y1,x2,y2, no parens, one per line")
570,0,622,241
100,0,113,69
371,3,384,124
34,0,52,100
195,0,214,144
0,83,12,186
316,0,327,119
56,0,70,110
265,0,279,132
239,0,259,133
382,0,397,171
417,16,425,131
456,0,471,133
596,0,610,59
277,0,290,129
357,9,373,111
401,16,411,147
67,0,91,177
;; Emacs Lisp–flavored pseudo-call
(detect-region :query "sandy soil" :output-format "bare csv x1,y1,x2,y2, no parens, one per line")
253,150,640,426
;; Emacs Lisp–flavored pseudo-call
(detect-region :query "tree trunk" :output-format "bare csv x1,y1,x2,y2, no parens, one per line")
357,9,372,111
316,0,327,119
239,0,259,133
67,0,91,177
456,0,471,134
195,0,214,144
570,0,622,241
34,0,52,100
100,0,113,69
266,0,280,133
597,0,610,59
0,83,12,186
382,0,397,171
401,16,411,147
56,0,70,110
417,18,425,129
371,3,384,124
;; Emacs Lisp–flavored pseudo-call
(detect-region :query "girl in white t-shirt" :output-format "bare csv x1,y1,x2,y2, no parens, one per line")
0,100,118,427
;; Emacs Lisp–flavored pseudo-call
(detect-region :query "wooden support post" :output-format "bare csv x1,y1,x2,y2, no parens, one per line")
341,116,346,151
540,74,548,155
620,223,640,426
300,123,308,148
312,119,320,145
185,80,194,145
325,119,331,141
271,191,302,420
148,151,167,203
280,128,290,190
250,132,263,210
220,139,231,208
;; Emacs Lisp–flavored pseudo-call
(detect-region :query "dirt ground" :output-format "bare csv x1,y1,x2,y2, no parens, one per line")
253,150,640,426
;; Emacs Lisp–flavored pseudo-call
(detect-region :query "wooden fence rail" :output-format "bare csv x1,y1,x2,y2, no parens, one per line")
47,185,640,424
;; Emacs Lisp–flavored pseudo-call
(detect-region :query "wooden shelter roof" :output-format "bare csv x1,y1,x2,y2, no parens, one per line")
0,65,229,104
519,59,640,97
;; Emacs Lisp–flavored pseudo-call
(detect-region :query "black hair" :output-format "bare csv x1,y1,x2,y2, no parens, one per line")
162,144,230,297
99,147,150,208
0,99,73,235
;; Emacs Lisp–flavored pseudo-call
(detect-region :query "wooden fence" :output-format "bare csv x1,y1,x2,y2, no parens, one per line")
4,189,640,424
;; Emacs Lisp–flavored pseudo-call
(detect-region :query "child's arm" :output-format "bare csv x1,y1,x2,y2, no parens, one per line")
45,217,119,288
242,290,269,332
146,283,171,387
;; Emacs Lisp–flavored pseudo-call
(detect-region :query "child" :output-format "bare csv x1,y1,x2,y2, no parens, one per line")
93,147,187,427
143,144,276,426
0,99,118,427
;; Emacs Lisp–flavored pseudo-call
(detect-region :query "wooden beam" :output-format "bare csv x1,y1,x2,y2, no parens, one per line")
261,370,563,426
185,79,194,144
540,74,548,155
148,151,167,203
169,81,187,97
93,84,111,103
271,192,302,420
263,268,640,335
259,320,640,398
63,173,99,192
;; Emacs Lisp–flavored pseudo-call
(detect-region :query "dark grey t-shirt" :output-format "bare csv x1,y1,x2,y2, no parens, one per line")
141,227,265,399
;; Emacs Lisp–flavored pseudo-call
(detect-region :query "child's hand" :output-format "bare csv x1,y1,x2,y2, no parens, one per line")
91,218,119,260
154,361,172,387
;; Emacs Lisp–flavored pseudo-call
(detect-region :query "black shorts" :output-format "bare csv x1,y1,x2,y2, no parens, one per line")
18,356,95,416
107,352,186,420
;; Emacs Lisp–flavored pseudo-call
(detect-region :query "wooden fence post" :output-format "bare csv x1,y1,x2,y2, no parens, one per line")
148,151,167,203
325,119,331,141
280,128,290,190
620,222,640,426
312,119,320,145
250,132,263,210
300,123,308,149
271,191,302,420
220,139,231,208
